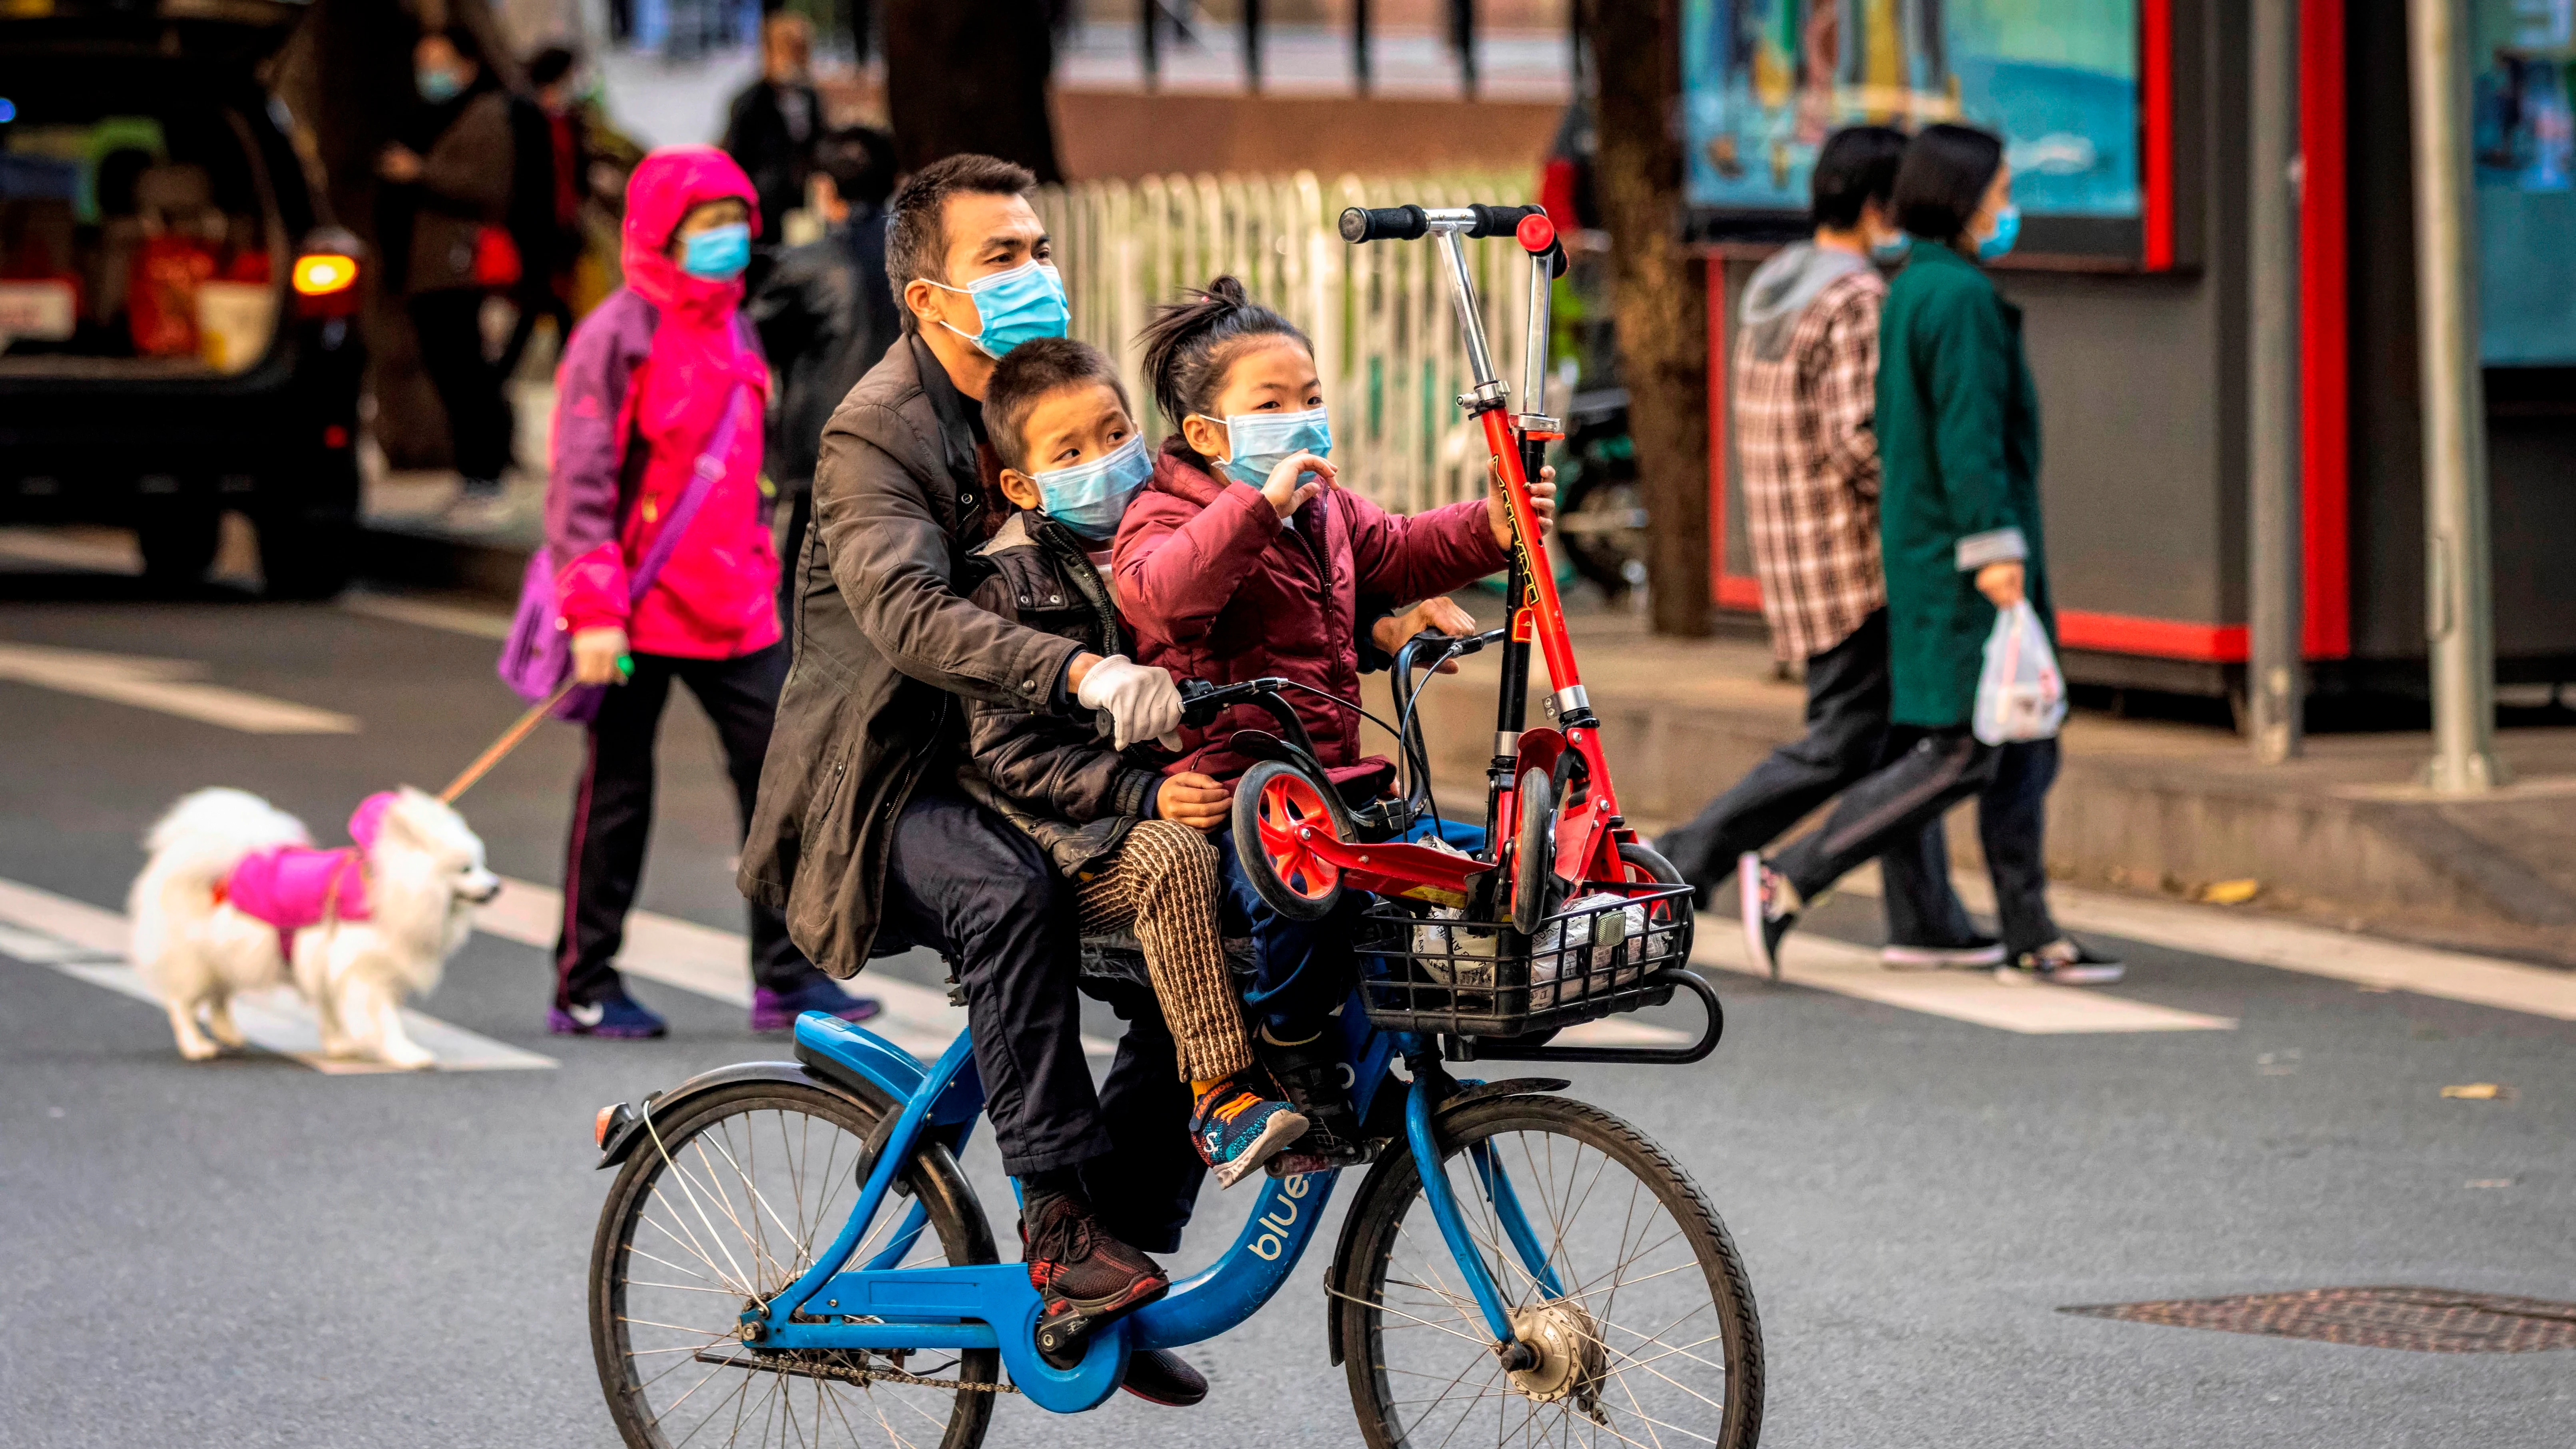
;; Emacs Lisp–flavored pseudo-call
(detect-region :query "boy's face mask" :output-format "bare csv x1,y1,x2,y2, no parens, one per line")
679,223,751,280
1031,434,1152,542
1198,406,1331,490
924,259,1069,359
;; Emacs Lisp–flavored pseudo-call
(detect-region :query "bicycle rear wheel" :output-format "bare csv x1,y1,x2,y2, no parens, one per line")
1336,1094,1763,1449
588,1079,999,1449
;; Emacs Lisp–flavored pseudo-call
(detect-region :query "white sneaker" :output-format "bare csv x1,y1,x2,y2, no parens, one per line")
1995,938,2126,986
1881,937,2008,971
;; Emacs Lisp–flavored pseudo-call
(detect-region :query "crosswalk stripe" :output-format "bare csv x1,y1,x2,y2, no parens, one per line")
475,877,1116,1060
1691,923,2238,1035
0,875,555,1072
0,642,358,734
1835,863,2576,1022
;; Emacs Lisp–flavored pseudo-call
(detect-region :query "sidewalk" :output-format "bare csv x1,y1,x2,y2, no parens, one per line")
1393,607,2576,969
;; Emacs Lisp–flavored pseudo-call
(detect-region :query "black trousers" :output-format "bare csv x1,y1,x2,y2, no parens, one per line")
776,488,812,628
1769,730,2065,956
554,644,823,1007
408,289,515,484
1656,610,1975,947
879,788,1202,1250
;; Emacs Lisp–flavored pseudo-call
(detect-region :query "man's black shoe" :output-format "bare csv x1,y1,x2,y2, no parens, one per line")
1120,1347,1208,1406
1020,1194,1169,1366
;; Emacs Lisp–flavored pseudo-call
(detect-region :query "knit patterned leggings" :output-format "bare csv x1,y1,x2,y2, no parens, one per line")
1074,819,1254,1084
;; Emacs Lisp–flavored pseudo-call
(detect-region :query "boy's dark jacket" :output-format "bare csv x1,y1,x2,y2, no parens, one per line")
958,510,1162,877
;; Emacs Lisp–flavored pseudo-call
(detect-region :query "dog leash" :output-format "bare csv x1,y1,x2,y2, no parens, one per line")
437,678,583,804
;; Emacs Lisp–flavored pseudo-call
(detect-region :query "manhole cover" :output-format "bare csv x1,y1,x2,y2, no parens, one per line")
2062,1287,2576,1353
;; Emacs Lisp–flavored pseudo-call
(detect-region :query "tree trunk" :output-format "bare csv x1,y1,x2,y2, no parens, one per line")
1585,0,1709,636
883,0,1063,181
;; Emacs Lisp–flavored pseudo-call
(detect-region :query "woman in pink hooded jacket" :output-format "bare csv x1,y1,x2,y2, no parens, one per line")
541,145,875,1038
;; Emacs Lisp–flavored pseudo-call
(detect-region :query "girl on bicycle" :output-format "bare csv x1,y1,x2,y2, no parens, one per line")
1115,276,1553,1157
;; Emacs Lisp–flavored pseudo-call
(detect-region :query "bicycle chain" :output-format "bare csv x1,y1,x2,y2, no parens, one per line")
754,1349,1019,1395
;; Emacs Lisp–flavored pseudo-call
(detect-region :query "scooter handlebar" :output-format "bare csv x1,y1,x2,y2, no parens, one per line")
1337,203,1566,277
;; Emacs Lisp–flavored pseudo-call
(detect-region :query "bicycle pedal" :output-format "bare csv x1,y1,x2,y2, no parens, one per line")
1034,1308,1100,1369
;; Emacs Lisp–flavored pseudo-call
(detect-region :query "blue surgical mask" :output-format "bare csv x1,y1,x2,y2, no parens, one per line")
1030,434,1152,541
417,67,462,104
679,223,751,280
928,259,1069,360
1199,406,1331,490
1870,232,1914,264
1976,204,2022,262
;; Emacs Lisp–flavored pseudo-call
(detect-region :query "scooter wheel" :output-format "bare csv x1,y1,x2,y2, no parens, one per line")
1509,766,1558,935
1233,759,1353,922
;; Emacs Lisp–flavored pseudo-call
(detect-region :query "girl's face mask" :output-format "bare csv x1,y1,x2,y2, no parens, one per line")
679,222,751,280
1197,406,1332,490
1030,434,1152,541
1975,204,2022,262
925,259,1070,359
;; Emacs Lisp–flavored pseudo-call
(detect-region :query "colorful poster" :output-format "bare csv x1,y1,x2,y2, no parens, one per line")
1682,0,2141,220
2472,0,2576,363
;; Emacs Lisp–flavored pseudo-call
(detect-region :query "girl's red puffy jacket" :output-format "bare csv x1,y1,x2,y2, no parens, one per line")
1112,442,1507,786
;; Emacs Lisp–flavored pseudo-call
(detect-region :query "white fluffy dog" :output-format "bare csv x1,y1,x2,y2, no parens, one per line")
129,786,500,1068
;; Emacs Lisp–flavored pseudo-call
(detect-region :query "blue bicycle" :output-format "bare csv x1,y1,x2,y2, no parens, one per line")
582,201,1762,1449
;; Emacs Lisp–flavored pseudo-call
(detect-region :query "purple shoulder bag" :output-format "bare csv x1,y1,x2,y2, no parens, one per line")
497,381,754,722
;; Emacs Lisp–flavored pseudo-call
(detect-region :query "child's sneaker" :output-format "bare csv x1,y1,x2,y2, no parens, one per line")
1020,1193,1169,1366
750,978,883,1033
1736,852,1801,982
548,993,666,1038
1254,1028,1367,1166
1189,1078,1308,1189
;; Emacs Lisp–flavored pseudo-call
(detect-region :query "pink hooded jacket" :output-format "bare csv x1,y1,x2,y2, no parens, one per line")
546,146,779,658
220,792,395,959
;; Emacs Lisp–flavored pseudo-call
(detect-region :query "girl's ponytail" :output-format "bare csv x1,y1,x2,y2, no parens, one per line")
1136,275,1312,463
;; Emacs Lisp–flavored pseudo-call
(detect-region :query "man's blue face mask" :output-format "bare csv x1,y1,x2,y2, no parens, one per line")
1199,406,1331,490
927,259,1069,359
417,66,463,103
1870,232,1914,264
679,223,751,280
1976,204,2022,262
1031,434,1152,542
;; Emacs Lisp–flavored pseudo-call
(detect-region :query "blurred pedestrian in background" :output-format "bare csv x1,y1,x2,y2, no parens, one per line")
1735,123,2121,987
543,145,879,1039
721,11,823,246
1658,124,1996,973
495,45,590,385
749,124,902,624
380,25,517,526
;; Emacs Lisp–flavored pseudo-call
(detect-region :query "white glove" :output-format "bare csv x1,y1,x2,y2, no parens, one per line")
1075,654,1184,751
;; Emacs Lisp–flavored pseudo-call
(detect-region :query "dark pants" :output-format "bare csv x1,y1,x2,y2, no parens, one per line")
1210,825,1360,1039
777,488,812,626
554,644,822,1008
495,279,576,393
1656,610,1975,947
881,789,1200,1249
1769,730,2064,955
408,289,515,484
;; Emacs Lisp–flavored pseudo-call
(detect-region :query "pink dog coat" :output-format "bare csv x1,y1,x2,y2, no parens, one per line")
217,792,396,961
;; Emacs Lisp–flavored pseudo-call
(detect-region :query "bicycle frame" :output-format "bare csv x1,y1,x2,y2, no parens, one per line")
730,1009,1566,1415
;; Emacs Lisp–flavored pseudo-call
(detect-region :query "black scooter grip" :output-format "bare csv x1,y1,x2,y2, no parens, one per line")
1339,205,1428,243
1463,203,1544,238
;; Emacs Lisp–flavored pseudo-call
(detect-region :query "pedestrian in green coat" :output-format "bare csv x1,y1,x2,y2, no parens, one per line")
1733,124,2124,988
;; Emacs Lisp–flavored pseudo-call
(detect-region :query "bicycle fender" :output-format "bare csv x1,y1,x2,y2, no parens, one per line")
594,1060,891,1170
1321,1078,1571,1365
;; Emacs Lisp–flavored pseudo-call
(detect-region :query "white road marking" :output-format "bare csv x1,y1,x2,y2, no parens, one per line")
339,590,514,640
1691,923,2237,1034
475,877,1116,1060
0,642,357,734
0,525,139,572
1837,864,2576,1023
0,876,554,1072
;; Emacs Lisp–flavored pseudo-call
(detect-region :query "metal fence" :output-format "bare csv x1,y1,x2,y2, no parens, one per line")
1034,171,1536,517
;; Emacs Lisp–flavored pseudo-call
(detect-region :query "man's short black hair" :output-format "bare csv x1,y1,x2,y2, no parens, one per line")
1811,125,1909,231
1892,123,2007,241
526,45,578,90
887,152,1038,334
816,126,900,211
982,337,1130,477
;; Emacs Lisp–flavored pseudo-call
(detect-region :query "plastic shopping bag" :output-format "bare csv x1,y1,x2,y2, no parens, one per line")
1973,600,2067,745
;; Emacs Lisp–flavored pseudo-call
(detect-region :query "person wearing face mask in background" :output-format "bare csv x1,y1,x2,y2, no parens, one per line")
380,26,519,526
741,155,1218,1403
1656,125,1993,974
540,146,880,1040
1735,122,2123,988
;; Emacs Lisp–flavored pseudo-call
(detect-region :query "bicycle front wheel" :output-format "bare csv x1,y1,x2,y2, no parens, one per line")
588,1078,999,1449
1337,1094,1763,1449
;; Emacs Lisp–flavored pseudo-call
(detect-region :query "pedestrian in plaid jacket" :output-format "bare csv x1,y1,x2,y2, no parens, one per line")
1657,126,1993,972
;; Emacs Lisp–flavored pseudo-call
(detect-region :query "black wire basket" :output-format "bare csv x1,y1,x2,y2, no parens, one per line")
1357,881,1695,1038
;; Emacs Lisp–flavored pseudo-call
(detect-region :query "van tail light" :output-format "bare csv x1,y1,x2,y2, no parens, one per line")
293,252,361,318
